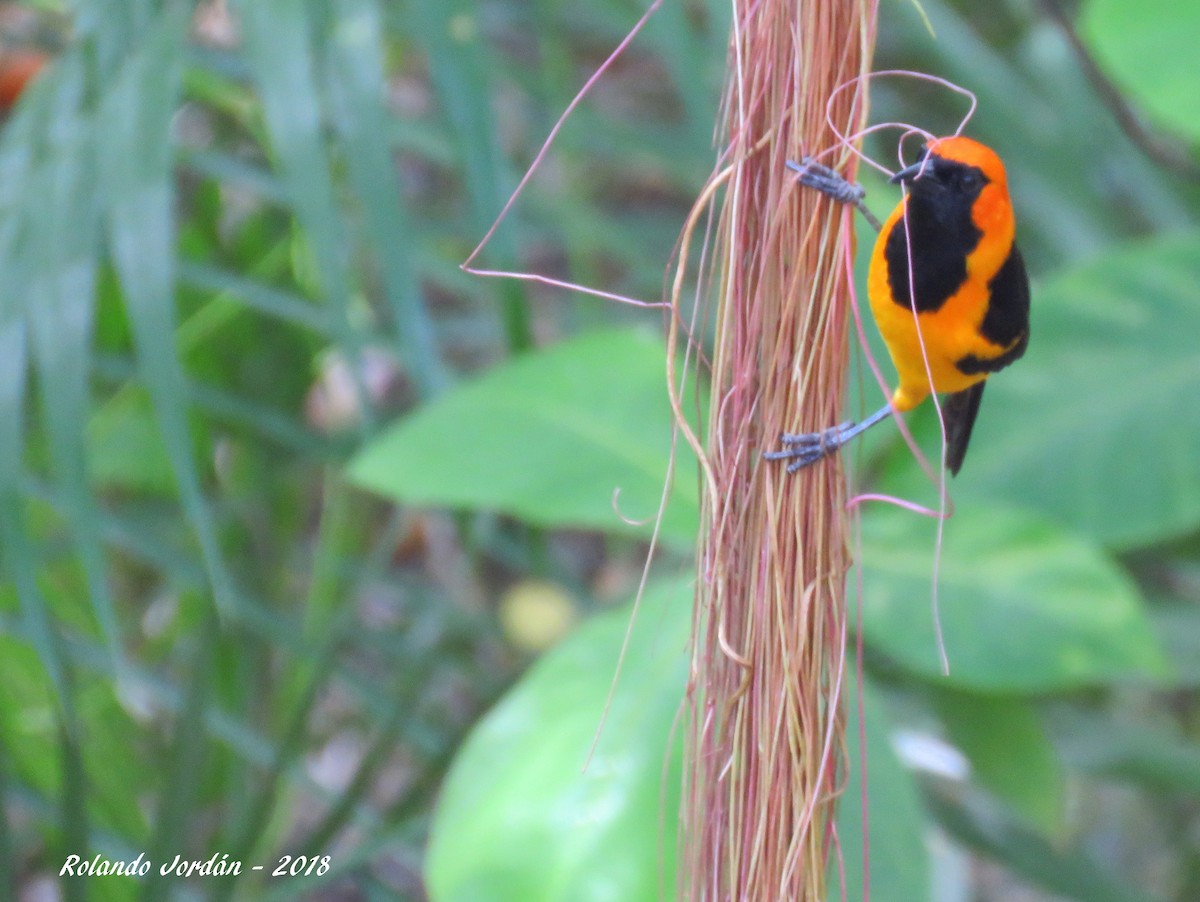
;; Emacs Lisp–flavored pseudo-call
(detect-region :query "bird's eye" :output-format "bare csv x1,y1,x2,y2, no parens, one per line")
959,169,984,190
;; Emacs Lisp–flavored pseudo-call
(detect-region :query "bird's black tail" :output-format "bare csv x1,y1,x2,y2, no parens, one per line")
942,382,986,476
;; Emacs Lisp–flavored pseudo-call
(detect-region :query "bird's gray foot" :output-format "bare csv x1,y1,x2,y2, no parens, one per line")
762,421,856,473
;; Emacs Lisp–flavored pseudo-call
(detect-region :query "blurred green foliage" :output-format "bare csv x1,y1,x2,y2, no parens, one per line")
0,0,1197,900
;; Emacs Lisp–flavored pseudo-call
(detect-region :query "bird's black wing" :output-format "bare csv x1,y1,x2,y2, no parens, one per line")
943,381,986,476
947,243,1031,474
956,244,1031,377
978,244,1031,362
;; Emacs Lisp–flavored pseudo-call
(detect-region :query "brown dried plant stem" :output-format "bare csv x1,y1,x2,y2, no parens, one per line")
679,1,877,899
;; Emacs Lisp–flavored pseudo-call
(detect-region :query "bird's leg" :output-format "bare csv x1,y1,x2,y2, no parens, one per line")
785,157,883,233
763,405,893,473
767,159,889,474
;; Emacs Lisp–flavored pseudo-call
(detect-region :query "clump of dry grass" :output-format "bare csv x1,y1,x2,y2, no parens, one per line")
672,0,878,898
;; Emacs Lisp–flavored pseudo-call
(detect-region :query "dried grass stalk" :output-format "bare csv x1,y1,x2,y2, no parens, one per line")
678,0,877,898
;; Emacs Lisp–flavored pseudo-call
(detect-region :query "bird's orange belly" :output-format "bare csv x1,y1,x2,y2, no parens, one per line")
868,268,992,411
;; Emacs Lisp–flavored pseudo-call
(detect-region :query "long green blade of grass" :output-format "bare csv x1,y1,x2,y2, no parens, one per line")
57,717,88,902
234,0,376,431
212,627,347,902
0,737,12,898
138,612,219,902
97,4,239,619
324,0,448,398
23,61,120,662
177,261,336,335
405,0,532,351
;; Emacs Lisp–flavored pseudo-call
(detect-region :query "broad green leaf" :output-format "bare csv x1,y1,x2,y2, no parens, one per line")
1082,0,1200,142
425,580,691,902
348,328,701,546
934,691,1063,837
860,504,1166,690
934,230,1200,548
834,675,931,902
427,578,930,902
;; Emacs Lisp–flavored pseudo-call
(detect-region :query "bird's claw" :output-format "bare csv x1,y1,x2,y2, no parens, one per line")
762,422,853,473
786,157,866,206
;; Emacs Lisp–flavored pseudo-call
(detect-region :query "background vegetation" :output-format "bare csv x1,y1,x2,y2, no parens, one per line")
0,0,1197,900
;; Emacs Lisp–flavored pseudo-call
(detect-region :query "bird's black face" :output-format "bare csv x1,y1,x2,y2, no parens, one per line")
891,147,989,203
882,144,990,315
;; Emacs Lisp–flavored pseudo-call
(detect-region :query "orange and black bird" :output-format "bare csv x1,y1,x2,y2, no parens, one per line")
764,136,1030,475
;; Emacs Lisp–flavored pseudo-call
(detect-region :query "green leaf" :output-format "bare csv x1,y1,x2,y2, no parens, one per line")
1082,0,1200,143
87,389,175,494
21,57,116,652
98,3,237,618
834,675,931,902
0,633,60,800
323,0,447,398
954,230,1200,548
935,691,1063,837
347,328,701,547
860,503,1166,690
425,580,691,902
234,0,375,432
427,578,930,902
408,0,531,349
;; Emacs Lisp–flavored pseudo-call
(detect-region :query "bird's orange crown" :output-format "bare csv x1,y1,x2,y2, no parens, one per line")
925,135,1009,188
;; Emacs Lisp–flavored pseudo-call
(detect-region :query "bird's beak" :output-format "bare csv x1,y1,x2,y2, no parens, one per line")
890,160,930,184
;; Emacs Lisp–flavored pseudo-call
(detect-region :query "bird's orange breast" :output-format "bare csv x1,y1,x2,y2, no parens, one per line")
868,188,1016,412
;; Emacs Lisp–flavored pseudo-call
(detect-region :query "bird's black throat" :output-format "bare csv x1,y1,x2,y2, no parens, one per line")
884,160,987,313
